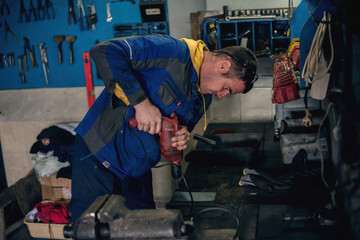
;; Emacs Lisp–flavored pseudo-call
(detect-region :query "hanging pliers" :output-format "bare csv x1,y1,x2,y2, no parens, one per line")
19,0,28,23
44,0,55,19
68,0,77,24
37,0,45,20
4,21,18,45
1,0,10,16
27,0,39,22
23,37,36,70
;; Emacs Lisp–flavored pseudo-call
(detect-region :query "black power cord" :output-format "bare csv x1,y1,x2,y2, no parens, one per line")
155,163,240,240
133,128,240,239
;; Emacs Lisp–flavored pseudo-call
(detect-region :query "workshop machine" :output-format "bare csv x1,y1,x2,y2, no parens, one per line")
64,194,193,240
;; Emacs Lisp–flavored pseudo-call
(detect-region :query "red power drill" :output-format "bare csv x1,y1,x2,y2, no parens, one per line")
129,115,183,179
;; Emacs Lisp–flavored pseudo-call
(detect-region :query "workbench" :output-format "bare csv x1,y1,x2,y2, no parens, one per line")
166,122,343,240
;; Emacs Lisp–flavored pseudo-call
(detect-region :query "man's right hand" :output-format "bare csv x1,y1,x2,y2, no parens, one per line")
133,98,162,135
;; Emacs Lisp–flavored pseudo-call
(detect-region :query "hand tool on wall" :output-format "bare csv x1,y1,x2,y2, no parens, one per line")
23,37,36,70
68,0,77,24
2,53,8,67
38,43,51,85
1,0,10,16
1,52,14,68
87,3,97,31
19,0,28,22
37,0,45,20
4,21,18,45
27,0,38,22
53,35,65,64
76,0,88,31
106,2,112,22
44,0,55,19
129,115,183,179
83,52,95,108
0,52,14,68
7,52,14,66
65,36,76,64
18,55,26,84
31,45,38,67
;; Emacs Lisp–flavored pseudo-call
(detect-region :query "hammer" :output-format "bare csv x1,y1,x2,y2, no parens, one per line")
65,36,76,64
53,35,65,64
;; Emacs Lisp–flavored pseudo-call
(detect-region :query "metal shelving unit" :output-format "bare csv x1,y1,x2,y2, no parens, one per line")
216,18,290,54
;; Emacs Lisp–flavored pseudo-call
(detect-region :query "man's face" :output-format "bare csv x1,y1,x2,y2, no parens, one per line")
200,75,246,99
199,55,246,99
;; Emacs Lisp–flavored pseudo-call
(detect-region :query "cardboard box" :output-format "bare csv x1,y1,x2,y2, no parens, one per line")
24,201,71,240
41,184,71,201
40,173,71,201
24,215,71,240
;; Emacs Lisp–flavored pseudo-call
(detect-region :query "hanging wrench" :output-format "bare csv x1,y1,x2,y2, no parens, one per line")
76,0,88,31
106,2,112,23
87,3,97,31
38,43,51,85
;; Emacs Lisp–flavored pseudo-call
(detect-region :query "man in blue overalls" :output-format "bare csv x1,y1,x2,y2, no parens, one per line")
69,35,258,221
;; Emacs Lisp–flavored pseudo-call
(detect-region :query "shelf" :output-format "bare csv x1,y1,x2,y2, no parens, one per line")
216,18,290,55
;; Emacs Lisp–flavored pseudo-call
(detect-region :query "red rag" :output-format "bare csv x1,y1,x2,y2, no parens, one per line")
33,202,71,224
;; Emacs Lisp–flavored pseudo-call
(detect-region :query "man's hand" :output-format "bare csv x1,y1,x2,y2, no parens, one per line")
169,113,190,150
171,125,190,150
134,98,162,134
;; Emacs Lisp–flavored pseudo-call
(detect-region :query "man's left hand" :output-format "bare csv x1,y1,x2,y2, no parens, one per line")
171,125,190,150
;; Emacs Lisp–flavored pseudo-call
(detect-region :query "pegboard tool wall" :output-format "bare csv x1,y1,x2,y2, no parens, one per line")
0,0,165,90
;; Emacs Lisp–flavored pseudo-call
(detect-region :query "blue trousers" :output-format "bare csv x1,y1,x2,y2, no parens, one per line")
69,134,155,222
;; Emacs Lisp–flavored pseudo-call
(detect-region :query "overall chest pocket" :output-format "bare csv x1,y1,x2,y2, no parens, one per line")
157,82,177,107
156,77,184,107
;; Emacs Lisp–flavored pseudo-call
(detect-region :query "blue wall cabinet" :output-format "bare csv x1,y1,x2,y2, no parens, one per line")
216,18,290,55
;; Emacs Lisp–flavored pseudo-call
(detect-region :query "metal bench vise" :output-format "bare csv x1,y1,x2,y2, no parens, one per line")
64,194,193,240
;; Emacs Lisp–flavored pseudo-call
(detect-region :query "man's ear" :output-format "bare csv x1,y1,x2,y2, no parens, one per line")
218,60,231,73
